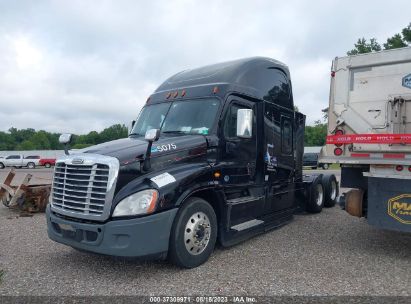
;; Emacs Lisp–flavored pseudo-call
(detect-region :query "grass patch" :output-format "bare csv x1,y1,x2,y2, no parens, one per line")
329,163,340,170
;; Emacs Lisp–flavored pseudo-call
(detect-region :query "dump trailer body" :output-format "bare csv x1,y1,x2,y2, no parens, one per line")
320,47,411,232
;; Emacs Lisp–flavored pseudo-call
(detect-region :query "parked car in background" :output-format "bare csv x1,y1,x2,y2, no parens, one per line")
39,158,56,168
0,154,40,169
303,147,330,169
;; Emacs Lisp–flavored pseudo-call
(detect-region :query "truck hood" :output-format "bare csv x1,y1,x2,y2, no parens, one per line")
81,135,208,165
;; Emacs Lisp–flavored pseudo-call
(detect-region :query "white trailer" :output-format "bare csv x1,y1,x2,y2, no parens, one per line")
320,47,411,232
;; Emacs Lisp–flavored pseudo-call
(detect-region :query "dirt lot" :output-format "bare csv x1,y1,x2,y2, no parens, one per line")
0,169,410,296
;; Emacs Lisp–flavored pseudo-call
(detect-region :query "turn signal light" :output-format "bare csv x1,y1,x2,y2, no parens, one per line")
334,148,343,156
396,165,404,172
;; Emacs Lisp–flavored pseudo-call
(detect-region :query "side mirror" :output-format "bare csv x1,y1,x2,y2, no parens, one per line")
145,129,160,142
129,120,136,134
236,109,253,138
59,133,73,155
59,133,72,144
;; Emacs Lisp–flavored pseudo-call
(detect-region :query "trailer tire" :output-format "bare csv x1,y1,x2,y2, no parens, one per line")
306,177,324,213
322,174,339,207
169,197,217,268
0,163,4,169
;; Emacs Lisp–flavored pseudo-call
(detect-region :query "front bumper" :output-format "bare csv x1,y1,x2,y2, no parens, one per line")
46,204,178,257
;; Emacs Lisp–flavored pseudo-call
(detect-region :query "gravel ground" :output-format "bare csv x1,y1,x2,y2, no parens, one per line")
0,203,410,296
0,168,410,296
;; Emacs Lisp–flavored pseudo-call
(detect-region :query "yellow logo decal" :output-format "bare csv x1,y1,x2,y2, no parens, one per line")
388,194,411,224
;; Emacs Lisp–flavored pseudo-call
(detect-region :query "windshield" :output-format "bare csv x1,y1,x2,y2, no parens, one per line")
131,98,220,136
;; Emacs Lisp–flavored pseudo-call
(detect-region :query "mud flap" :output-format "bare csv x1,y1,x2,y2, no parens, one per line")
368,176,411,233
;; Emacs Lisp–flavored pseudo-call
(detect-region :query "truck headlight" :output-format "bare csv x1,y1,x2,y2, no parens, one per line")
112,189,158,217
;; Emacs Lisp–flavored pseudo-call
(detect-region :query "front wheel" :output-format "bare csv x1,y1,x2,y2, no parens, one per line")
0,163,4,169
169,197,217,268
27,162,35,169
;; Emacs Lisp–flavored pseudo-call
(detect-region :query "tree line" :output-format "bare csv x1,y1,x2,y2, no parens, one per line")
347,22,411,55
0,122,327,151
0,124,129,151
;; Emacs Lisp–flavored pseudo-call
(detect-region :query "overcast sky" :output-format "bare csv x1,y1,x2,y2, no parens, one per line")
0,0,410,134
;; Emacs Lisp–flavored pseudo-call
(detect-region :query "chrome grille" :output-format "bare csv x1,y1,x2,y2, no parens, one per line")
52,163,109,215
50,154,119,221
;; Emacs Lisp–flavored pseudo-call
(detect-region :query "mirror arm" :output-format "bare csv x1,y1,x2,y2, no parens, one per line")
64,143,70,155
142,141,153,172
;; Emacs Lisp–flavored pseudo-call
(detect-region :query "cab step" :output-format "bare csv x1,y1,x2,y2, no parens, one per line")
231,219,264,232
227,196,263,205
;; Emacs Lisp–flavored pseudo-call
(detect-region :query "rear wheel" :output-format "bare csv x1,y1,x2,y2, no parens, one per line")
322,174,339,207
306,177,324,213
169,197,217,268
45,163,51,168
322,163,329,170
27,162,35,169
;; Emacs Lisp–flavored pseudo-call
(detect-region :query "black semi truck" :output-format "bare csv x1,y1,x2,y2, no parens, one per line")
46,57,338,268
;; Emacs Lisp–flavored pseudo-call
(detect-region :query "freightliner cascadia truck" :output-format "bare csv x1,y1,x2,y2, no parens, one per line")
320,47,411,233
46,57,338,268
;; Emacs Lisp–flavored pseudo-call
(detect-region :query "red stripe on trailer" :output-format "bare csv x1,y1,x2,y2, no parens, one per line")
383,153,405,159
351,153,370,158
326,133,411,144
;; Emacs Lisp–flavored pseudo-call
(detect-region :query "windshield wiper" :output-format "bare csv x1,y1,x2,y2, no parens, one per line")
162,130,187,134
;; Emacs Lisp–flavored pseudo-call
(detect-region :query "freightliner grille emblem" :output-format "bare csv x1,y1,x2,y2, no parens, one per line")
72,158,84,165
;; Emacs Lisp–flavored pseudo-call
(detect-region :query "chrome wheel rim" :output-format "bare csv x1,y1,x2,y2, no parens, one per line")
184,211,211,255
330,180,337,201
316,184,324,206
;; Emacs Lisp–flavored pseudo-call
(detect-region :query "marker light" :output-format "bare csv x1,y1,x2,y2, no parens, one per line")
331,71,336,77
396,165,404,172
408,166,411,172
166,92,171,99
181,90,186,97
173,91,179,98
213,86,219,94
334,147,343,156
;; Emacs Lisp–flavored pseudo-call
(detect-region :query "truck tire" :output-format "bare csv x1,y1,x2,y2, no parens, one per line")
45,163,51,168
322,163,329,170
322,174,339,207
306,177,324,213
27,162,35,169
169,197,217,268
0,163,4,169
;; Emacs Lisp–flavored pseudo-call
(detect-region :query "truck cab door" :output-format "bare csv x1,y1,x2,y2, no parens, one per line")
264,101,295,213
218,98,265,227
